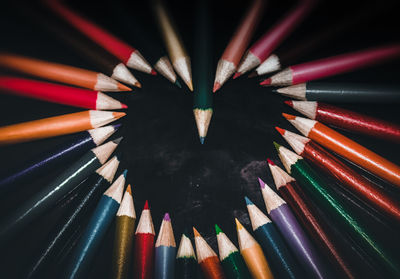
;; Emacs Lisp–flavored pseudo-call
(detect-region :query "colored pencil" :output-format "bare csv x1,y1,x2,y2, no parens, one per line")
110,1,179,86
0,53,131,91
44,0,154,76
26,156,120,279
25,3,140,88
153,0,193,91
175,233,198,279
235,219,274,279
276,127,400,222
260,44,400,86
65,170,126,279
0,138,121,240
285,100,400,142
274,82,400,103
245,197,302,279
133,201,155,279
258,178,328,279
215,224,251,279
282,113,400,187
275,143,400,276
193,227,226,279
0,77,127,110
193,0,213,144
155,213,176,279
0,110,125,145
267,159,357,279
0,124,118,192
213,0,265,92
112,184,136,279
235,0,316,77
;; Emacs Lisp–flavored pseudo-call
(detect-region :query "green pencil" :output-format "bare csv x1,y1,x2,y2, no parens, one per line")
193,0,213,144
215,224,251,279
275,142,400,277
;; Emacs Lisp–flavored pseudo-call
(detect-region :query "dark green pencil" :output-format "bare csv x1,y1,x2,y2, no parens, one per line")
193,0,213,144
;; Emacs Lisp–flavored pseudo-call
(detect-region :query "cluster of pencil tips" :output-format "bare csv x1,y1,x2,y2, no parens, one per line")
0,0,399,278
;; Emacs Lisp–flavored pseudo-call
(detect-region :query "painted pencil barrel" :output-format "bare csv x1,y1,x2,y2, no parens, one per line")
269,204,328,279
315,103,400,142
65,196,120,279
241,245,274,279
175,257,197,279
155,246,176,279
291,160,400,276
220,251,251,279
112,216,136,279
0,151,101,239
0,132,94,191
254,223,302,279
199,256,226,279
133,234,155,279
305,83,400,103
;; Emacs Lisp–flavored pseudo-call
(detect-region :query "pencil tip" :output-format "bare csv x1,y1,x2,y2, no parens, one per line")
175,79,182,88
233,72,241,79
213,82,221,93
135,82,142,88
113,111,126,120
112,137,123,144
144,200,149,210
123,169,128,177
235,218,243,229
258,177,266,189
260,78,271,86
215,224,223,235
275,126,285,135
163,212,170,221
284,100,293,107
112,123,122,130
273,141,281,151
121,103,128,109
282,113,295,120
125,184,132,195
267,158,275,165
118,83,132,91
151,69,157,76
193,227,200,237
271,88,278,93
248,71,257,78
244,196,253,205
199,137,205,144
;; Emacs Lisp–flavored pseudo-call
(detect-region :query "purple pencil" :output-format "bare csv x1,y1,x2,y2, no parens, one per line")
258,177,329,279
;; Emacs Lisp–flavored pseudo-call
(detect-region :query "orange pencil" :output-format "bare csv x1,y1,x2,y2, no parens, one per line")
193,227,226,279
213,0,265,92
283,113,400,187
0,53,131,92
0,110,125,145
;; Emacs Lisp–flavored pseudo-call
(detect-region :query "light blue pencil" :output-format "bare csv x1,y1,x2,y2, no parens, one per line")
155,213,176,279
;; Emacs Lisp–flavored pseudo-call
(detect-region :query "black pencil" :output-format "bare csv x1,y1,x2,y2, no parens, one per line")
274,82,400,103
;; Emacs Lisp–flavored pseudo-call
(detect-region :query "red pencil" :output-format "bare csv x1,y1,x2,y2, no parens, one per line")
133,201,155,279
235,0,316,77
260,44,400,86
267,159,357,279
275,127,400,222
285,100,400,142
0,77,127,110
45,0,155,77
282,113,400,187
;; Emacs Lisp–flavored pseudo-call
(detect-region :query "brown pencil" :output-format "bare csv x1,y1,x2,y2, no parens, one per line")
0,53,131,92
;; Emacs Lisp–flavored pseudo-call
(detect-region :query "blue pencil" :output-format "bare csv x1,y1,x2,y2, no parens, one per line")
155,213,176,279
64,170,127,279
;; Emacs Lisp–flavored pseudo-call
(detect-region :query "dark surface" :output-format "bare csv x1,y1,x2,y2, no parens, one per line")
0,0,399,278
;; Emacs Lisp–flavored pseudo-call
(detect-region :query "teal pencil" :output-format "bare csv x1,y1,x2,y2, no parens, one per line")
193,0,213,144
64,171,127,279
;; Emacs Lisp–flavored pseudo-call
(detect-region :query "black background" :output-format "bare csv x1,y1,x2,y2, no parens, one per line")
0,0,399,278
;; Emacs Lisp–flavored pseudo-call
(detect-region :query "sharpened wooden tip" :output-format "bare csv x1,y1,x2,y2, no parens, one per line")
275,126,285,135
193,227,200,237
126,184,132,195
144,200,149,210
282,113,296,120
284,100,293,107
235,218,244,230
213,82,221,93
118,82,132,91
